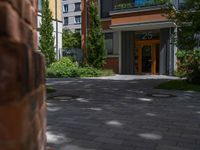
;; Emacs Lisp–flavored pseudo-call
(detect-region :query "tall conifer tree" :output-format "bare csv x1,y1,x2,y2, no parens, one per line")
87,0,106,68
39,0,55,66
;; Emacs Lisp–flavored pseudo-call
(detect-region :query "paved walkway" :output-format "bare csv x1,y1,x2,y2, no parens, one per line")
47,76,200,150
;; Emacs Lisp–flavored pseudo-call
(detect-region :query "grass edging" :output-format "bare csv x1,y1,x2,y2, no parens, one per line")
46,86,56,93
156,80,200,92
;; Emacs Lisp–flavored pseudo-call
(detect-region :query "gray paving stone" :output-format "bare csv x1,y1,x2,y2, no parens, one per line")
47,77,200,150
157,145,191,150
94,137,123,145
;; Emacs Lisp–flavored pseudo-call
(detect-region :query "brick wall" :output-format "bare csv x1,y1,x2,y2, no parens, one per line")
0,0,46,150
104,57,119,73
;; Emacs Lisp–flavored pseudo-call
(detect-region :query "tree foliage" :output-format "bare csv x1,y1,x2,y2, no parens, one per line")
87,0,106,68
39,0,55,66
62,29,81,50
163,0,200,50
161,0,200,83
176,50,200,84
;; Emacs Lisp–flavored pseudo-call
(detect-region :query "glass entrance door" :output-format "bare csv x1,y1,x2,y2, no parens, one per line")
135,40,159,75
142,45,152,73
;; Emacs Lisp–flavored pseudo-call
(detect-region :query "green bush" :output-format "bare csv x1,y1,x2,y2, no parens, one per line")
78,67,102,77
176,50,200,84
47,57,114,78
47,57,79,77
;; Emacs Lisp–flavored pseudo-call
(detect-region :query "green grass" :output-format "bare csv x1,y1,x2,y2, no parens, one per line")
100,69,115,76
156,80,200,92
46,86,56,93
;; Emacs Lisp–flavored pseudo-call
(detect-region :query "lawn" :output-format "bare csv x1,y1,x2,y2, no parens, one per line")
156,80,200,92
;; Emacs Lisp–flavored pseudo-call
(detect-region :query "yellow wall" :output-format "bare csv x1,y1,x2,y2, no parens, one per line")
49,0,62,21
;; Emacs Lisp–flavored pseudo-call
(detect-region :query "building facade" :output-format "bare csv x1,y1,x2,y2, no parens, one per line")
38,0,63,59
82,0,185,75
62,0,82,33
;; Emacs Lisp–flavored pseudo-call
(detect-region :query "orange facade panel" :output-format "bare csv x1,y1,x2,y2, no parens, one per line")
111,10,167,26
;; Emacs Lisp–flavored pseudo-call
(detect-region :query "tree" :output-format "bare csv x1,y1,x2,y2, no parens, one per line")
87,0,106,68
162,0,200,84
62,29,81,50
39,0,55,66
162,0,200,50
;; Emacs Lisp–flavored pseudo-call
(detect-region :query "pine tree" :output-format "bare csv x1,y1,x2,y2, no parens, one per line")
87,0,106,68
39,0,55,66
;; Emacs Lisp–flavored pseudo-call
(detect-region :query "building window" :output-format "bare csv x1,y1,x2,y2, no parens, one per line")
38,0,42,12
100,0,112,18
75,16,81,24
134,0,157,7
63,4,68,13
178,0,186,9
75,2,81,11
105,33,113,55
64,17,68,25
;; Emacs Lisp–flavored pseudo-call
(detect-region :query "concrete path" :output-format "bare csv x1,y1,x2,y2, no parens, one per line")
47,76,200,150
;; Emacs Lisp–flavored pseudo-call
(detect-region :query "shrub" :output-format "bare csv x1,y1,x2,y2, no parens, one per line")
78,67,102,77
176,50,200,84
47,57,79,77
47,57,114,78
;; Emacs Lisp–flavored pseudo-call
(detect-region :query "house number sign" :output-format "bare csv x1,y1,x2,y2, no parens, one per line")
142,32,153,40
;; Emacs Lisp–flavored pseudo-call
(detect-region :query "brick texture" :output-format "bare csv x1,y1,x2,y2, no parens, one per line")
104,57,119,73
0,0,46,150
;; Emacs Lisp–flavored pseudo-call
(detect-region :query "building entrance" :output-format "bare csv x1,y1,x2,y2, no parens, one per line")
135,40,160,75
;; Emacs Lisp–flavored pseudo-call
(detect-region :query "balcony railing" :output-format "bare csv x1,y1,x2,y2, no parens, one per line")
112,0,162,11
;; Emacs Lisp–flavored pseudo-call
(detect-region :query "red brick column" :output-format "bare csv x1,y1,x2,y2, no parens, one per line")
0,0,46,150
81,0,87,63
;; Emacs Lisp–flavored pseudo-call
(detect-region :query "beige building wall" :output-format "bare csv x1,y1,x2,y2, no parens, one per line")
49,0,62,21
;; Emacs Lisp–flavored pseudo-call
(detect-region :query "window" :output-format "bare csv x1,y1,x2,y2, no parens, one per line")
100,0,112,18
64,17,68,25
105,33,113,55
178,0,186,9
75,16,81,24
63,4,68,13
75,2,81,11
38,0,42,12
134,0,157,7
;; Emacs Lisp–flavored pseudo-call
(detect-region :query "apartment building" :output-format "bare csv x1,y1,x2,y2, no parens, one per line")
38,0,63,59
62,0,82,33
82,0,185,75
